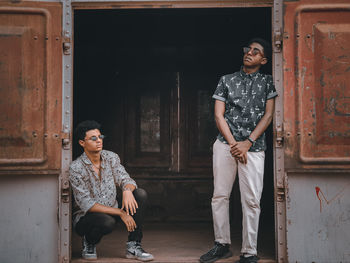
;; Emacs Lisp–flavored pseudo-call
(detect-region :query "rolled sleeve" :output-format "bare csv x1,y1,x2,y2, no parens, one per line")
69,166,96,213
213,76,228,102
266,75,278,100
110,153,137,190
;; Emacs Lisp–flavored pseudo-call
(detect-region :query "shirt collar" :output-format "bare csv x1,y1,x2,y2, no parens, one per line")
81,151,106,169
239,66,260,79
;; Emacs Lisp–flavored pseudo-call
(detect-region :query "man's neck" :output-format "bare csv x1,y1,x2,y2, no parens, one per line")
85,150,101,164
242,65,260,75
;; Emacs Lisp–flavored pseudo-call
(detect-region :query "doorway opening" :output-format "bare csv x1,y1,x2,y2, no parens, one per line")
73,7,275,262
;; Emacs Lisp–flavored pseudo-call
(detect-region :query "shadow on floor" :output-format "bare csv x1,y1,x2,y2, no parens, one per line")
72,222,275,263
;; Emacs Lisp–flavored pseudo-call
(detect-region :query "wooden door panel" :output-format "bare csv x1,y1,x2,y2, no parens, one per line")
0,3,62,171
124,72,173,169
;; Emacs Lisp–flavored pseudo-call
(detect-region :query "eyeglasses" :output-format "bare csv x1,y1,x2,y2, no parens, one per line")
86,135,105,141
243,46,264,57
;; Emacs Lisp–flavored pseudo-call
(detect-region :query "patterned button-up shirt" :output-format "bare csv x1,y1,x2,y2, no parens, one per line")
69,150,137,226
213,67,278,151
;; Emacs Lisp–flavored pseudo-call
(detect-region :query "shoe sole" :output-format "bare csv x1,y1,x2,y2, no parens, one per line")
126,253,154,262
82,256,97,261
199,250,233,263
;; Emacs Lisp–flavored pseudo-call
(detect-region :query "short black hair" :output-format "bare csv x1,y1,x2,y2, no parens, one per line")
75,120,101,141
247,37,272,61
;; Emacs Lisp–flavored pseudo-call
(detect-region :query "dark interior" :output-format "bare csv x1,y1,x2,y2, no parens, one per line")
73,7,274,260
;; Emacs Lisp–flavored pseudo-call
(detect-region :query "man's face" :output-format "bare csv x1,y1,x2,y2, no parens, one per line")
243,42,267,68
79,129,103,153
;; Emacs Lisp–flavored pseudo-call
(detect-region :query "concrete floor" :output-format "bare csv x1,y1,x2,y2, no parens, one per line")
72,222,275,263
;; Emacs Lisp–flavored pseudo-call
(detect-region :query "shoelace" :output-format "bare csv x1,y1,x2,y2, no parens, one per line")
207,244,219,255
86,243,95,253
134,243,146,254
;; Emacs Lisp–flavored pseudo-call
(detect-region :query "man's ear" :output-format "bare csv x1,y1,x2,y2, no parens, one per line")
79,140,85,147
261,57,268,65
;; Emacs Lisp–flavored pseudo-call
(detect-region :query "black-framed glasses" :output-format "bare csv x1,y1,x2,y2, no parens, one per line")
243,46,264,57
86,135,105,141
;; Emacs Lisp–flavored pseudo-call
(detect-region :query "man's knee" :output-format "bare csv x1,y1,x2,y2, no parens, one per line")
133,188,148,204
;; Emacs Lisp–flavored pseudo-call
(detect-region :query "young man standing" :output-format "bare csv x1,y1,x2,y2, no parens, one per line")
69,120,154,261
200,38,277,263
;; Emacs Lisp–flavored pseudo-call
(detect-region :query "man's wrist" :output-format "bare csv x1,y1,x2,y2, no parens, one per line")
247,137,255,145
123,187,133,192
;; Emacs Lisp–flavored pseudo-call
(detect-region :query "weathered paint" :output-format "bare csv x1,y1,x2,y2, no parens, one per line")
286,173,350,262
0,174,59,263
0,2,62,263
283,0,350,262
283,1,350,168
0,2,62,170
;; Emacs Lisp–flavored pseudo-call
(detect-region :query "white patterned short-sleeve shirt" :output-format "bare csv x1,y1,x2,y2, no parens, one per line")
213,67,278,151
69,150,137,226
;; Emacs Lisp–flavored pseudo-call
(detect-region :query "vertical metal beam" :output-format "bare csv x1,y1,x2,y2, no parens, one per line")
59,0,73,262
273,0,287,262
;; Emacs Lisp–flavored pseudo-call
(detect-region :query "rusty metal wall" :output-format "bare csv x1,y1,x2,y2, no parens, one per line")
283,0,350,262
0,2,62,263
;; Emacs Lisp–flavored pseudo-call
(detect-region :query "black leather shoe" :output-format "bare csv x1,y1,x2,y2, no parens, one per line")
200,242,232,263
235,255,259,263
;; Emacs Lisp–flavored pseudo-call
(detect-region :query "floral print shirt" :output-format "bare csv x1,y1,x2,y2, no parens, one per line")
213,67,278,151
69,150,137,226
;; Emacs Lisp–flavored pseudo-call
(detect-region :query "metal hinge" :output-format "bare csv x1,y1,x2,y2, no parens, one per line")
276,177,286,202
63,37,71,55
61,179,70,203
61,131,71,150
274,29,283,53
276,124,284,147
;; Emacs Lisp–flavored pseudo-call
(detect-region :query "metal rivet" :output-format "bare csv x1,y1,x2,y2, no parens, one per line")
64,212,68,216
64,242,67,246
34,36,38,40
279,242,283,245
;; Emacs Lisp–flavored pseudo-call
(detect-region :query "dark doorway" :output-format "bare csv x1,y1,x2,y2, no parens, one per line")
73,8,274,262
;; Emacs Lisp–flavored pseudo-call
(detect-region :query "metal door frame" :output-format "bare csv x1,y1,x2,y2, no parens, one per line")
59,1,286,262
60,0,73,262
272,0,286,262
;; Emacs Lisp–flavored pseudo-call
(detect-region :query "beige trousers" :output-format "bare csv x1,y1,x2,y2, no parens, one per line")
211,139,265,256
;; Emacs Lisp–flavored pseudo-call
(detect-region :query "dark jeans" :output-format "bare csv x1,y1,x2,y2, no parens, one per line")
75,188,147,245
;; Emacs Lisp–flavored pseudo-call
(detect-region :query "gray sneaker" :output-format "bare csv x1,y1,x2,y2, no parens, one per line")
126,241,154,262
82,236,97,260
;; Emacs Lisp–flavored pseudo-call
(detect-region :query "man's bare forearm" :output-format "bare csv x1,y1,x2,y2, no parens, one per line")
88,203,124,216
248,98,275,142
214,100,236,146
